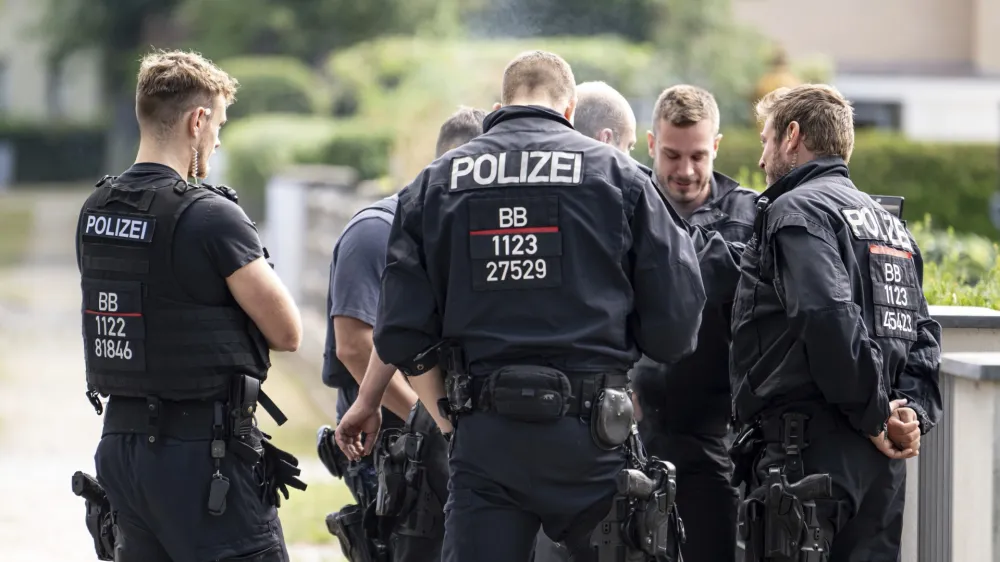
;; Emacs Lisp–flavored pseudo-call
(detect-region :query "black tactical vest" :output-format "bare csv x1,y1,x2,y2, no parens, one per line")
321,196,398,389
78,175,270,401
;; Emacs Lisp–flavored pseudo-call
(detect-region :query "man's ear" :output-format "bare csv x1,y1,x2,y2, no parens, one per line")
713,133,723,159
564,96,577,124
492,102,502,111
647,130,656,159
189,106,211,139
785,121,801,153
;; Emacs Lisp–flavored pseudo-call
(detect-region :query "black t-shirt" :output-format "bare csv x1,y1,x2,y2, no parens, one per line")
77,163,264,304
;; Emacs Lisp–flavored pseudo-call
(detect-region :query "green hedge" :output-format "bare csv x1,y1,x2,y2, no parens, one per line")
220,57,329,120
910,217,1000,309
634,128,1000,240
0,121,106,183
222,113,393,221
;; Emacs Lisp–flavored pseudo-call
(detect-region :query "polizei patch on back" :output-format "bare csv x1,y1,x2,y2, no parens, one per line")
449,151,584,192
839,205,913,253
83,212,155,243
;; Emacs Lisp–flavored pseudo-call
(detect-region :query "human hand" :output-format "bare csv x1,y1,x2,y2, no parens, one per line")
869,399,918,459
887,406,920,454
334,402,382,461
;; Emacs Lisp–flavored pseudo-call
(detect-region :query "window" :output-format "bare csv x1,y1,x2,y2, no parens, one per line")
853,101,902,131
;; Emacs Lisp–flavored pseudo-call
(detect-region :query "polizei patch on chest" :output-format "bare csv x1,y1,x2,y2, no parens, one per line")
839,205,912,253
449,151,584,192
83,212,155,243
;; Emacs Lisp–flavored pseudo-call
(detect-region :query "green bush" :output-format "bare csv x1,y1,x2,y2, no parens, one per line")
220,57,328,120
325,35,657,180
0,120,106,183
707,128,1000,240
222,113,393,221
910,217,1000,309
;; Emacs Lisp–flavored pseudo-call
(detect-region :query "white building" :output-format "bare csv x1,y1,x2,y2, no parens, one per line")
734,0,1000,142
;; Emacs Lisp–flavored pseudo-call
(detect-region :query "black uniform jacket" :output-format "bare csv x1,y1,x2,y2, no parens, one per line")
373,105,707,377
730,157,942,437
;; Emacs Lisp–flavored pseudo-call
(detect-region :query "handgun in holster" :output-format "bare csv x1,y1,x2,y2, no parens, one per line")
592,458,685,562
71,471,117,561
326,504,390,562
439,343,472,427
740,467,832,562
376,427,440,534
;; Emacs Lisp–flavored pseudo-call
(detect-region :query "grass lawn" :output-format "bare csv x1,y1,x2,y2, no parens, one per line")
257,355,353,545
0,198,34,266
278,479,356,545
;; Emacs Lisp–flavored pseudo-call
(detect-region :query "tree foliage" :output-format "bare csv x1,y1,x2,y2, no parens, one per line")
176,0,453,64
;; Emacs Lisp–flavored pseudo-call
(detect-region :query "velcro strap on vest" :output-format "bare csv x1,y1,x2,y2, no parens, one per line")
102,397,217,439
82,254,149,274
471,372,628,417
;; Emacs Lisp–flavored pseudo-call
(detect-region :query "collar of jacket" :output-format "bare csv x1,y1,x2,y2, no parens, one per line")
482,104,574,133
759,155,851,203
706,171,741,206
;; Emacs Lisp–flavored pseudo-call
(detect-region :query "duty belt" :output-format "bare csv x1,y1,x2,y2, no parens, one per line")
101,376,286,442
469,372,628,418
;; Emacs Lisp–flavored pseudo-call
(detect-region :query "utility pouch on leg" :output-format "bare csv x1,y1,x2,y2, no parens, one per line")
326,505,390,562
590,387,634,450
481,366,572,422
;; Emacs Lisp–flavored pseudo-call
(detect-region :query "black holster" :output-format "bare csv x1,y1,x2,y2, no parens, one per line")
71,471,117,561
739,413,832,562
375,403,446,539
591,457,685,562
326,504,391,562
740,467,832,562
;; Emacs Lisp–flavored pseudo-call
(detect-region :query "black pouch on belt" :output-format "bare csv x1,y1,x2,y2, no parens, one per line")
590,385,634,450
482,365,572,423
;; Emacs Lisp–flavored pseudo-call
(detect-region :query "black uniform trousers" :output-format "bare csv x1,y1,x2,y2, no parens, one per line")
443,411,625,562
95,430,287,562
750,406,906,562
638,416,740,562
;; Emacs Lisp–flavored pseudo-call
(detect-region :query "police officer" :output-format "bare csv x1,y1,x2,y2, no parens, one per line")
75,50,305,561
320,106,488,562
633,85,756,562
730,84,942,561
367,50,707,562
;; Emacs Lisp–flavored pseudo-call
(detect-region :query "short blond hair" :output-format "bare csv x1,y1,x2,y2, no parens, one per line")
651,85,720,134
135,50,239,137
501,50,576,107
755,84,855,162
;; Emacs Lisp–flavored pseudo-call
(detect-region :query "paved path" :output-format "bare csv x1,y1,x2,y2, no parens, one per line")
0,191,341,561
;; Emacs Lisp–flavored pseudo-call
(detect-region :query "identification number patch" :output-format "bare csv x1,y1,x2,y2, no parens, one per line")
868,245,918,341
82,279,146,370
467,196,562,291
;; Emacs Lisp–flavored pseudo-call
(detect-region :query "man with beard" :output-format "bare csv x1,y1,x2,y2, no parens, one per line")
74,50,304,561
729,84,942,561
629,84,757,562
